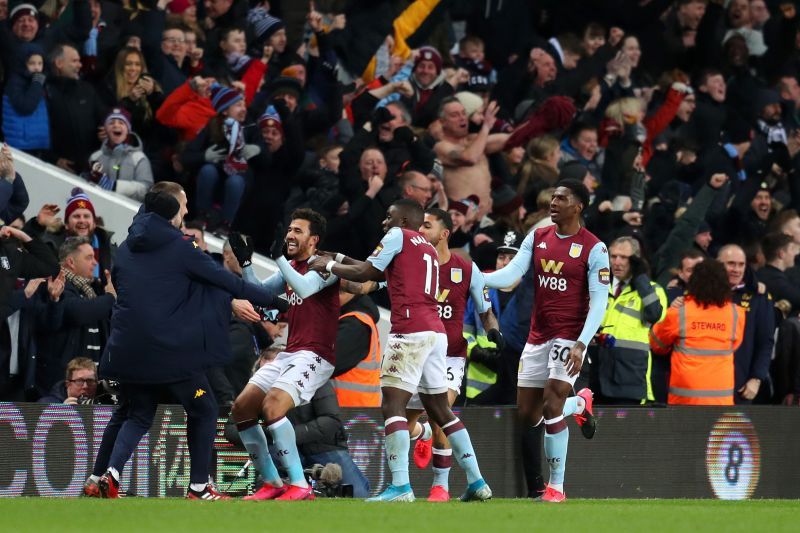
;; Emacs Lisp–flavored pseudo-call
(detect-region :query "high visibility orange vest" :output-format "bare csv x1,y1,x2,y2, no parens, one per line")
331,311,382,407
649,297,745,405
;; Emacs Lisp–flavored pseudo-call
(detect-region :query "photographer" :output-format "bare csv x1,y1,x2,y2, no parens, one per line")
226,348,370,498
38,357,114,404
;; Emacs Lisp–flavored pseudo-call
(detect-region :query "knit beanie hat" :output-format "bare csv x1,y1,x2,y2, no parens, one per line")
167,0,193,14
258,105,283,136
415,46,443,74
210,84,243,114
455,91,484,118
10,4,37,26
65,188,96,220
144,191,180,220
104,107,133,132
248,7,285,42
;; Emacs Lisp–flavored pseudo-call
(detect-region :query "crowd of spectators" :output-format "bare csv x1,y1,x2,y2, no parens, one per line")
1,0,800,408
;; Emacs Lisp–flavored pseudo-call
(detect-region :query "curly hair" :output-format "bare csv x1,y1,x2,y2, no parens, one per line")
687,259,732,308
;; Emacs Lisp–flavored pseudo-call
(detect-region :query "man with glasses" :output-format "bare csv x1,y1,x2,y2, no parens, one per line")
399,170,434,207
39,357,109,404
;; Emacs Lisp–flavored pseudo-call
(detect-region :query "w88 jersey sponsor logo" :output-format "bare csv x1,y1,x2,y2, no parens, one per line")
287,293,304,306
538,275,568,292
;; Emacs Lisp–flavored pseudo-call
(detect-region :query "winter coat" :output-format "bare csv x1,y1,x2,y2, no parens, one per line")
99,211,281,384
0,173,30,226
155,81,216,141
1,43,50,150
89,134,154,202
34,280,113,394
45,76,108,174
0,237,60,321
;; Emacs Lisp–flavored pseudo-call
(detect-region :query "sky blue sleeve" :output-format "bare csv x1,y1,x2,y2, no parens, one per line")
484,231,535,288
275,256,338,299
469,262,492,314
577,242,611,346
242,266,285,295
366,227,403,272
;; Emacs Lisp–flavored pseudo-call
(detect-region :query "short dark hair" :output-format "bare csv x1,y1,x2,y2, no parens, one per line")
762,232,794,263
695,68,723,90
438,96,462,119
184,220,205,232
290,208,327,240
568,119,597,142
557,178,591,209
393,198,425,228
425,207,453,232
687,259,731,307
220,26,245,42
680,248,705,265
59,236,91,263
317,143,342,158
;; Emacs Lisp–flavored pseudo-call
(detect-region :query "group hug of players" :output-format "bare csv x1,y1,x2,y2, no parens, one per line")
99,178,607,502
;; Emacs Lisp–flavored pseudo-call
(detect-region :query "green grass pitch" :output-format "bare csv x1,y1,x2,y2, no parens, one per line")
1,498,798,532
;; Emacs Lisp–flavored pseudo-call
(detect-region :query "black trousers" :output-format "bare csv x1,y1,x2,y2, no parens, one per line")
105,375,217,485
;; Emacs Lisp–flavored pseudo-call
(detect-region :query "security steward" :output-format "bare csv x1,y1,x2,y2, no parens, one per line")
649,259,745,405
598,237,667,404
331,287,382,407
96,184,283,500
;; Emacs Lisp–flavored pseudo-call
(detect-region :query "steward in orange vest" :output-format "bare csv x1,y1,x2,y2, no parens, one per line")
649,260,745,405
331,294,381,407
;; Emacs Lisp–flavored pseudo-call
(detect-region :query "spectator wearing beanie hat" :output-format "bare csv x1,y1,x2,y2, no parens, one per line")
258,105,284,153
23,188,116,278
181,84,260,235
87,108,154,202
247,7,288,74
398,45,456,128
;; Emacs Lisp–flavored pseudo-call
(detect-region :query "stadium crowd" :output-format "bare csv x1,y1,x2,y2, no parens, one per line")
2,0,800,417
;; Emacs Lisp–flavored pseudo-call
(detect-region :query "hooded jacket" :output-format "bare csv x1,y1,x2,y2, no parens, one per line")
99,211,280,384
89,134,154,202
1,43,50,150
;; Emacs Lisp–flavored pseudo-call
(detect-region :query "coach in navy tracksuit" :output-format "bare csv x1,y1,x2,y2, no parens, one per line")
96,188,280,499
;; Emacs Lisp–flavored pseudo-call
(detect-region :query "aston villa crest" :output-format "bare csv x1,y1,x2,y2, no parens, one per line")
569,243,583,258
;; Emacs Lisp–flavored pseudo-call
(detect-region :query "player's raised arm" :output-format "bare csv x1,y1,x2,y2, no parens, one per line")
228,231,285,294
484,231,535,289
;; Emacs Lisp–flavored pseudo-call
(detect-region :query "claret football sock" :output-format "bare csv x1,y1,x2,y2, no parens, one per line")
384,416,410,486
237,419,282,487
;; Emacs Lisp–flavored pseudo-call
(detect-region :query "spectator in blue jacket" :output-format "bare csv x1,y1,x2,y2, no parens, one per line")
1,43,50,155
95,182,283,500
